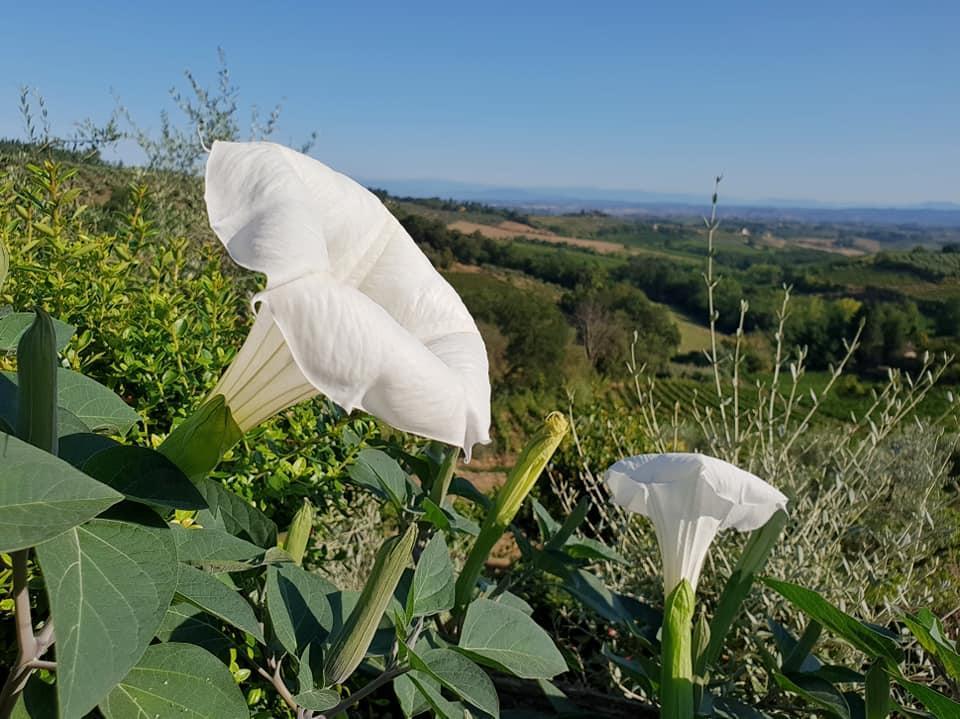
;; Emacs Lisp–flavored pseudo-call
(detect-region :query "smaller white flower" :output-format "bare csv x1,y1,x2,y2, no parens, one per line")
604,453,787,593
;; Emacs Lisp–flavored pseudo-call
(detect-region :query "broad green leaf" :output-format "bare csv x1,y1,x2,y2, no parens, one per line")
408,533,455,618
36,507,178,718
457,598,567,679
761,577,902,663
767,619,822,673
171,524,264,565
294,688,340,712
0,312,74,352
773,672,850,719
15,310,57,453
265,563,335,656
57,432,119,467
901,609,960,681
896,675,960,718
348,448,410,507
175,564,264,642
83,445,207,510
493,590,534,615
99,643,248,719
158,395,241,481
54,368,140,435
699,510,787,674
409,647,499,718
783,621,824,673
713,696,775,719
194,477,277,548
156,602,234,658
407,671,465,719
394,674,431,718
0,431,123,552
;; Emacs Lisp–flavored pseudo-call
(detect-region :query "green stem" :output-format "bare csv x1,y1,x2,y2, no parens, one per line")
661,579,695,719
429,444,460,507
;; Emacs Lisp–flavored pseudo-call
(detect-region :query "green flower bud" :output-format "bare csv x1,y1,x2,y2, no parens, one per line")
17,310,58,455
283,499,315,565
454,412,568,614
159,394,242,480
323,523,417,685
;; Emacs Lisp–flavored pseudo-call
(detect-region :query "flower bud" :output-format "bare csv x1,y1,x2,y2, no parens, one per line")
283,499,315,565
323,523,417,685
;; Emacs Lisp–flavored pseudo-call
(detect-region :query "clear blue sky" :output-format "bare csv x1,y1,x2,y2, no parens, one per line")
0,1,956,205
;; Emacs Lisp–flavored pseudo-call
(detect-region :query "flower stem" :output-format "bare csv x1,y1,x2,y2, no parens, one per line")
661,579,695,719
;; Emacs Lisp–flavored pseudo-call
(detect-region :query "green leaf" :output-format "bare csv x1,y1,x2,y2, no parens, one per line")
562,536,627,564
156,602,235,659
761,577,902,663
82,445,207,510
348,448,411,507
0,312,74,352
698,510,786,674
57,432,119,467
557,566,661,642
407,671,466,719
419,497,480,536
394,674,432,718
159,395,242,480
901,608,960,682
457,598,567,679
530,497,561,540
175,564,264,643
773,672,850,719
293,688,340,712
10,676,57,719
15,310,57,453
194,477,277,548
36,507,179,718
896,675,960,718
99,642,249,719
53,368,140,435
449,475,493,510
171,525,265,565
492,590,534,615
0,431,123,552
865,660,890,719
407,533,455,618
409,647,499,718
265,563,335,656
544,497,589,552
601,643,658,696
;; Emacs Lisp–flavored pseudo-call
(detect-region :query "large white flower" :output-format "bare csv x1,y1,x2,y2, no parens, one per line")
204,141,490,458
604,453,787,593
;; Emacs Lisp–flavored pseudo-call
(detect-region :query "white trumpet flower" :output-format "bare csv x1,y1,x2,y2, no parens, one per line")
205,141,490,458
604,453,787,593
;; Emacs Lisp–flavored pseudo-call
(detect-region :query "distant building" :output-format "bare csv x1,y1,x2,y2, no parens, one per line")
740,227,751,237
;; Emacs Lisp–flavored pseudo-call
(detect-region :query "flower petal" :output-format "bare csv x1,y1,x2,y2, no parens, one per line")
258,273,490,457
604,453,787,591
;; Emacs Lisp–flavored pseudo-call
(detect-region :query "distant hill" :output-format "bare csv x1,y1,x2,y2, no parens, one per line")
364,178,960,228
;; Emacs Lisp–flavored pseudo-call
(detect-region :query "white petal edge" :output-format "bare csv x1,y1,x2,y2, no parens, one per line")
257,273,490,459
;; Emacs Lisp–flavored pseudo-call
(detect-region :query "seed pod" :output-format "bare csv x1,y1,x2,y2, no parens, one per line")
323,523,417,685
16,309,58,455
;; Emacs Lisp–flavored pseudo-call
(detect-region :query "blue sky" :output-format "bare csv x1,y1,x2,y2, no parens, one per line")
0,1,957,205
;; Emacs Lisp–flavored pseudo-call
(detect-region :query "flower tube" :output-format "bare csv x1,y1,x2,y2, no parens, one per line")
204,141,491,458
